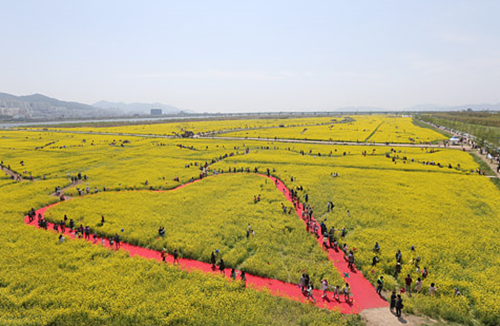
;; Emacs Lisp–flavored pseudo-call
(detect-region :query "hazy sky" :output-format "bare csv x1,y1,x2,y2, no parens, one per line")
1,1,499,112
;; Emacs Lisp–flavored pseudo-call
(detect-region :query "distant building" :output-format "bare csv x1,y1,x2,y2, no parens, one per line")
150,109,162,115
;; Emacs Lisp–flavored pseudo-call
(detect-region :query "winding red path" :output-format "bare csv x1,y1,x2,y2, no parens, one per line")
24,173,388,313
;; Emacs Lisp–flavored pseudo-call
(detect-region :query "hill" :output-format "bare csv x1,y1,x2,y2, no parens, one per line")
0,92,119,119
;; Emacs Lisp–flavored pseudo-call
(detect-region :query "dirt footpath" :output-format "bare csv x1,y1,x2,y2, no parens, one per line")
360,307,440,326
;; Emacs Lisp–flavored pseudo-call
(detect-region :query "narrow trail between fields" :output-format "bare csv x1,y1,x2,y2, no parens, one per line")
1,165,24,181
24,173,388,314
204,135,461,149
363,121,384,142
472,151,500,178
49,179,83,197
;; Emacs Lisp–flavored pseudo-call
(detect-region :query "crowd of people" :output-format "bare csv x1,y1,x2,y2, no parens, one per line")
273,177,360,305
279,176,464,316
21,168,399,311
299,274,352,304
385,147,464,171
371,242,463,318
28,208,126,250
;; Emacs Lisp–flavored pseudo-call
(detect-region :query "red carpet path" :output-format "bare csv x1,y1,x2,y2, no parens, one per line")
25,173,388,314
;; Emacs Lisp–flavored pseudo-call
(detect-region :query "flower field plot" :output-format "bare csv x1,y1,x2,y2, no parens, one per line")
367,116,448,144
0,130,257,191
220,115,380,142
0,136,354,326
304,168,500,325
27,116,335,136
1,123,498,325
220,115,447,144
22,115,447,144
44,173,343,286
210,141,478,175
212,144,500,325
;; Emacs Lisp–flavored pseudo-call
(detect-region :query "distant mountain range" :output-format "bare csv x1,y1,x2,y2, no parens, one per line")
0,92,113,119
93,101,187,114
0,92,95,111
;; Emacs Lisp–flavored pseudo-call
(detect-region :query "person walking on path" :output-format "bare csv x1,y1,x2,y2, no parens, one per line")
328,228,335,248
320,220,327,235
306,283,316,303
230,268,236,280
347,251,355,269
219,259,225,274
343,283,351,302
114,233,120,250
395,294,404,317
321,279,328,298
333,285,341,301
404,274,413,297
390,291,397,312
211,251,216,269
300,274,306,291
173,249,180,265
322,233,328,249
161,248,167,262
376,276,384,295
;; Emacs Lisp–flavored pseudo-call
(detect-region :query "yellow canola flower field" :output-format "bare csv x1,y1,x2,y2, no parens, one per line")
32,116,334,136
45,173,343,286
213,145,499,325
209,141,478,175
0,130,261,191
0,129,469,203
23,115,447,144
0,118,496,325
221,115,379,142
221,115,447,144
0,135,353,326
368,116,448,143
